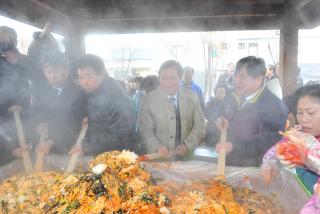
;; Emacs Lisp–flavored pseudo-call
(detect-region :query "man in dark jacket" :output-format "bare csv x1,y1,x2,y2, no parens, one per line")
71,54,135,156
0,26,32,165
0,26,31,121
215,56,288,167
216,62,235,91
33,52,87,155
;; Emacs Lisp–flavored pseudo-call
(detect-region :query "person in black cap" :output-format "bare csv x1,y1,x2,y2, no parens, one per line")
27,22,60,93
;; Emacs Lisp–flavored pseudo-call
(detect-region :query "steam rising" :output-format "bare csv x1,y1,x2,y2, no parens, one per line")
0,0,319,167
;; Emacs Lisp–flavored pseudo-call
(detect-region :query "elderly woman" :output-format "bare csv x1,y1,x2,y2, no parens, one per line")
261,84,320,213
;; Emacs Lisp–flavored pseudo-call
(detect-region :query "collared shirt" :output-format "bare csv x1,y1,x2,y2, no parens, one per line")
53,87,64,95
168,94,178,107
245,89,261,102
243,85,265,105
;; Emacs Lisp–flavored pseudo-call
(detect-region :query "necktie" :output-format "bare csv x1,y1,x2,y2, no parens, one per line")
169,96,176,108
169,97,181,148
53,87,63,95
52,87,59,95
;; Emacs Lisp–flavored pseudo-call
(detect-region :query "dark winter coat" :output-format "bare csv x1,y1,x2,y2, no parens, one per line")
0,54,32,165
83,77,135,156
217,87,289,166
216,72,234,90
0,55,30,119
34,81,87,154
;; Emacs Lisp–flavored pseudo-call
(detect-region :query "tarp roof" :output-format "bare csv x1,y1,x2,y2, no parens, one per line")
1,0,320,34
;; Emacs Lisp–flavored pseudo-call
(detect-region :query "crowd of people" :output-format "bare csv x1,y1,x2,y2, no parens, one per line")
0,24,320,212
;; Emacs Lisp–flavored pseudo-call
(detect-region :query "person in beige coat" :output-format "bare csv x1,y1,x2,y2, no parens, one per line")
139,60,206,159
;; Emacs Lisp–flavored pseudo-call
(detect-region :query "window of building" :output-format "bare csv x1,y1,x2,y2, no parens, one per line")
238,43,245,49
248,43,258,56
221,42,228,49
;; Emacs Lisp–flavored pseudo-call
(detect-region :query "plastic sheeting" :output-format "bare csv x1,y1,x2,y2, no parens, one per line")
0,156,310,214
142,161,310,214
0,154,93,182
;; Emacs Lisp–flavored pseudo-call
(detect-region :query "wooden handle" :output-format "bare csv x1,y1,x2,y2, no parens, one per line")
34,132,47,173
12,111,33,173
217,129,227,176
137,153,163,162
34,152,45,173
66,124,88,173
137,150,176,162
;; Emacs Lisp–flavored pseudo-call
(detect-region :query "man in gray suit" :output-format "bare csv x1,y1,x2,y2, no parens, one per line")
139,60,206,159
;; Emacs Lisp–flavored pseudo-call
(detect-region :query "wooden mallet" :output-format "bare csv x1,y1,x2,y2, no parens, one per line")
9,105,33,173
216,119,228,177
34,129,48,173
137,150,176,162
66,124,88,173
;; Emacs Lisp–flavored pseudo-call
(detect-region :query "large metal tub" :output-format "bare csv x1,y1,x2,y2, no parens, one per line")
0,155,309,214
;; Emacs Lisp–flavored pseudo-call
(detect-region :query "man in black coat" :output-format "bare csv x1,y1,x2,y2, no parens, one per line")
0,26,32,165
70,54,135,156
216,62,235,91
33,52,87,155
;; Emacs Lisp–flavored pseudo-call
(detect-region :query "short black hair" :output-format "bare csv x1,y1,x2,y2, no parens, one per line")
158,60,183,78
140,75,160,93
214,84,227,94
294,84,320,104
285,84,320,116
267,64,276,75
283,95,296,114
42,51,69,70
132,76,144,84
235,56,266,78
76,54,106,75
